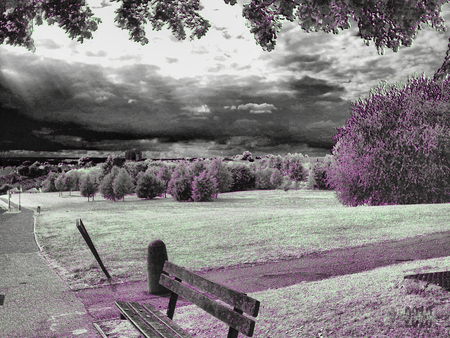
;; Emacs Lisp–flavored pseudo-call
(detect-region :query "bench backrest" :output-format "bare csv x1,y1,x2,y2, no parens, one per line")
159,261,260,337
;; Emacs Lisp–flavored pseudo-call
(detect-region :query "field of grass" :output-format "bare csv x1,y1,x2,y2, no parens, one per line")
2,189,450,337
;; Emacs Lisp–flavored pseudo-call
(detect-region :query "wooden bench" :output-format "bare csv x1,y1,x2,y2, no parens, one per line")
115,261,260,338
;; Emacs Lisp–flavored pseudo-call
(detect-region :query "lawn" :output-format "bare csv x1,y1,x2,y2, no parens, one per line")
2,189,450,337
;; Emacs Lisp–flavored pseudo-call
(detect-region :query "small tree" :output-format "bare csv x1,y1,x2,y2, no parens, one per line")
156,164,175,198
42,172,59,192
113,168,135,201
80,174,98,201
55,173,65,197
99,166,120,201
63,173,76,196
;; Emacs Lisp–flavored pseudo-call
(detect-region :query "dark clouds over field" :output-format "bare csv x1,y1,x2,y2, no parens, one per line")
1,0,450,159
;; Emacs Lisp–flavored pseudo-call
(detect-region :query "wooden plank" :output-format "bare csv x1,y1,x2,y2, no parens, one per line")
139,303,193,338
115,301,161,338
163,261,260,317
160,274,256,337
115,301,192,338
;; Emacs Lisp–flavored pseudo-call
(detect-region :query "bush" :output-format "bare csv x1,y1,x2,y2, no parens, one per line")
228,163,256,192
167,161,194,201
207,158,232,198
191,170,218,202
136,172,166,199
270,168,284,188
327,73,450,206
282,153,307,182
255,168,281,190
307,158,333,190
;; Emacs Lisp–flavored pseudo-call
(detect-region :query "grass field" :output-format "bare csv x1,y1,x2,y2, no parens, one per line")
2,189,450,337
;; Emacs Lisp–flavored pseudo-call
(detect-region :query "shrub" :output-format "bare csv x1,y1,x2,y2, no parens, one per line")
191,170,218,202
136,172,166,199
255,168,280,190
282,153,307,182
308,158,333,190
228,163,256,192
270,168,284,188
167,161,194,201
207,158,232,198
113,168,135,201
80,174,98,201
327,73,450,206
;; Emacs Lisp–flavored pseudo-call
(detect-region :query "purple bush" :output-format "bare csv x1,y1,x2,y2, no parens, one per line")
136,171,165,199
228,163,256,192
255,168,280,190
191,170,218,202
327,74,450,206
167,161,194,201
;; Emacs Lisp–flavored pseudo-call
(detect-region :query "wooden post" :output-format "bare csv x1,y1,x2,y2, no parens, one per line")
147,240,169,295
76,219,111,279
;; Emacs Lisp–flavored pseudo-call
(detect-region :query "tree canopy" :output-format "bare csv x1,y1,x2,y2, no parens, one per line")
1,0,449,78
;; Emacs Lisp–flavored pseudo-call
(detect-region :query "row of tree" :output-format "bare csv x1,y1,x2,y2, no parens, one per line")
39,153,333,202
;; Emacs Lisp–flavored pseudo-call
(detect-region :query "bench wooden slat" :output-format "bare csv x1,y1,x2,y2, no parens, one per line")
163,261,260,317
160,274,256,337
115,301,191,338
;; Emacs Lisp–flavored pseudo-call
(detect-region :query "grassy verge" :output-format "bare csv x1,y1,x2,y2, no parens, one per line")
174,256,450,337
3,189,450,336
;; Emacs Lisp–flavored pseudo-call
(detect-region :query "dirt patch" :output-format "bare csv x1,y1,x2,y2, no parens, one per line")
76,229,450,324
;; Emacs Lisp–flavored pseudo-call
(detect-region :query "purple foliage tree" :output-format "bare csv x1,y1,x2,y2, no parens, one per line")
328,73,450,206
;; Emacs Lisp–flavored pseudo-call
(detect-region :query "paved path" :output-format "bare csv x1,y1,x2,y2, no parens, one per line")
0,200,101,338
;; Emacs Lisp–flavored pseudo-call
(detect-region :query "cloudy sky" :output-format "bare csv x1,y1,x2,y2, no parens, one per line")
1,0,450,159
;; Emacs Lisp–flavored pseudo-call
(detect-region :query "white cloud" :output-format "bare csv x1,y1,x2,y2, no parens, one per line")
237,103,277,114
181,104,211,115
95,96,109,104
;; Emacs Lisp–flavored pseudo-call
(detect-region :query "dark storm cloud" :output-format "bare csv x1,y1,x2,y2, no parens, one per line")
285,76,346,97
0,47,347,155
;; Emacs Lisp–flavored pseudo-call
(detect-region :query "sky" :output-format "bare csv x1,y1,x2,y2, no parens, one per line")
1,0,450,159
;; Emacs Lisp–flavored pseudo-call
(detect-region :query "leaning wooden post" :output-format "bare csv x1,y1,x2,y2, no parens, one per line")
76,219,111,279
147,240,169,295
